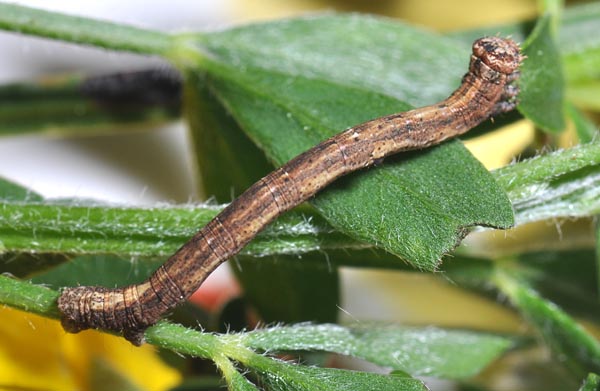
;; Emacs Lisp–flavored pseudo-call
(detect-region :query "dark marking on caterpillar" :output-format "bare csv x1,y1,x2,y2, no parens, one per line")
58,37,523,345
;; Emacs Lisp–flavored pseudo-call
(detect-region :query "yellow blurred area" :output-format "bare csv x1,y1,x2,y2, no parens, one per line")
340,268,524,331
0,307,180,391
232,0,538,31
464,120,535,170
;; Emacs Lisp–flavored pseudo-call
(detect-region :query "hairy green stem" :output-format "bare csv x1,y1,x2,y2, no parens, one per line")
0,3,174,55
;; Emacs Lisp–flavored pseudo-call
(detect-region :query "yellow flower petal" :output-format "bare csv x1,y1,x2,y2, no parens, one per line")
0,307,181,391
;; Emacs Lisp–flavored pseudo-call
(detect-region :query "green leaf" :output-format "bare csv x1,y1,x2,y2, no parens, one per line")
0,200,361,259
0,177,42,202
147,321,427,391
195,15,471,107
182,70,273,201
311,143,512,269
0,3,173,55
518,14,566,133
580,373,600,391
494,271,600,377
234,255,339,324
238,323,512,379
246,355,427,391
181,15,514,270
493,140,600,225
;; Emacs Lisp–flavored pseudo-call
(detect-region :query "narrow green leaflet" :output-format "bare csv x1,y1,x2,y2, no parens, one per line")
0,3,173,55
518,14,566,132
236,323,512,379
148,321,427,391
252,361,426,391
495,271,600,377
580,373,600,391
212,355,259,391
493,140,600,225
0,179,66,276
0,174,353,268
182,15,514,269
0,201,359,261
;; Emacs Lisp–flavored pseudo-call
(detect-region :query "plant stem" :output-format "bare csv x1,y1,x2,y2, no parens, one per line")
0,202,356,259
493,140,600,192
0,3,174,56
0,275,60,317
0,275,243,361
0,72,181,134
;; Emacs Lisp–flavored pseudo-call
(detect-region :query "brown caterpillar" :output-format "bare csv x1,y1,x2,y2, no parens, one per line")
58,37,523,345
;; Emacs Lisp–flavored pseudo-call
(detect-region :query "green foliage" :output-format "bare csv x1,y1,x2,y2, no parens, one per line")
495,271,600,377
1,2,600,390
238,324,512,379
519,14,566,132
188,15,514,270
493,140,600,225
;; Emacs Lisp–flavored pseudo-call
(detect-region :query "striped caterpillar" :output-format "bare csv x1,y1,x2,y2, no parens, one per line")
58,37,523,345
